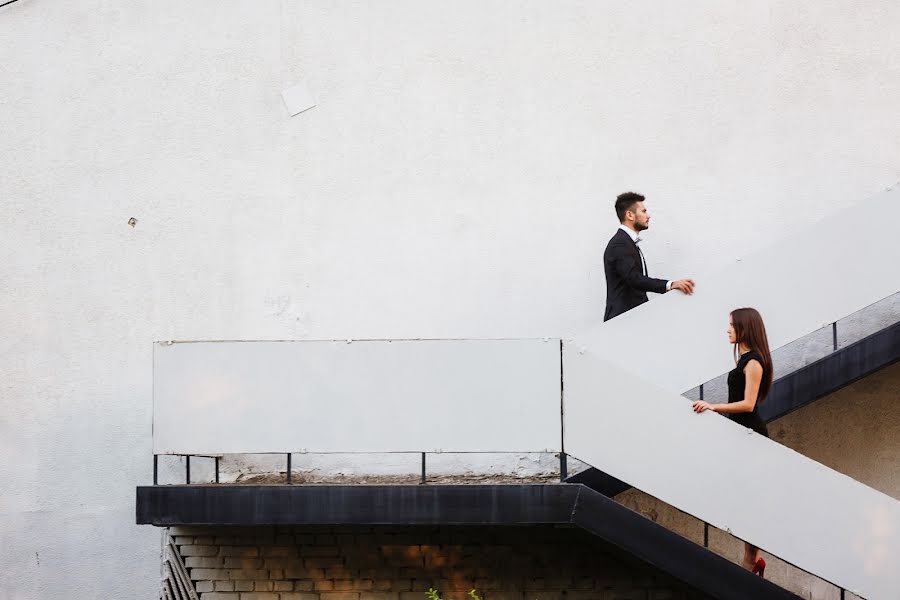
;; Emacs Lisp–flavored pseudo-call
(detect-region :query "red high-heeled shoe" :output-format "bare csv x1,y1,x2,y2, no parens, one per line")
752,557,766,577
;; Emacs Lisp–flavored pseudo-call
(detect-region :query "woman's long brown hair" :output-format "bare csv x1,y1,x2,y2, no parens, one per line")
731,307,773,402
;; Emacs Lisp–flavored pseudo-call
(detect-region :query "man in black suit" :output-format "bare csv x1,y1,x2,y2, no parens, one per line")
603,192,694,321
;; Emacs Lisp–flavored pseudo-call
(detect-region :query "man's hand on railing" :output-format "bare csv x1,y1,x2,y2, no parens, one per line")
670,279,695,295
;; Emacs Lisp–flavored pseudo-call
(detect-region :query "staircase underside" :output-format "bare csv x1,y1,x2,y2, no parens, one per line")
570,320,900,497
760,320,899,421
137,483,800,600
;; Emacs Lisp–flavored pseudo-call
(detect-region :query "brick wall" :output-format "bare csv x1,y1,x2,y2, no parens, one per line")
167,525,709,600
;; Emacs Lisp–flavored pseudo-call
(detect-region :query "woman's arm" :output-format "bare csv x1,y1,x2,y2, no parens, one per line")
692,360,763,414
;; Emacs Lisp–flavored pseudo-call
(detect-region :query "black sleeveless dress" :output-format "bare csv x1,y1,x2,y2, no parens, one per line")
726,351,769,437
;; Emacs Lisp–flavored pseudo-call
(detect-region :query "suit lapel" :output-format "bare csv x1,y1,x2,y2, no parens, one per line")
618,229,647,276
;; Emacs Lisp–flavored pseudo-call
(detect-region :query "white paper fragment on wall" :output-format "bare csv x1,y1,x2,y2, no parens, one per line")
281,81,316,116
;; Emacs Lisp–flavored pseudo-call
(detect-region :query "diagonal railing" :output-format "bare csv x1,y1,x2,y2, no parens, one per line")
571,186,900,396
569,302,900,496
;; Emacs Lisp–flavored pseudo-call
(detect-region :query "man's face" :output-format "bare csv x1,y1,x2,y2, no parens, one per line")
628,201,650,231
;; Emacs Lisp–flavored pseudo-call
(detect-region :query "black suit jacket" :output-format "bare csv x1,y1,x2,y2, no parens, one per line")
603,228,668,321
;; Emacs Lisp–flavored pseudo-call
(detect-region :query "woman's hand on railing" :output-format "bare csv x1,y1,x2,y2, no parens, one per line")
692,400,716,413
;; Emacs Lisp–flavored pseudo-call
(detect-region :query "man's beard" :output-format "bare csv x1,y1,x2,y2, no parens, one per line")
635,220,649,231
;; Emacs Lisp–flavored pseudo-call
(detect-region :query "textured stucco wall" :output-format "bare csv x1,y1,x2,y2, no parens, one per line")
2,1,900,598
770,362,900,500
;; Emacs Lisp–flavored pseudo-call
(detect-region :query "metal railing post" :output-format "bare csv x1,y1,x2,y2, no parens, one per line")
559,340,566,482
420,452,426,484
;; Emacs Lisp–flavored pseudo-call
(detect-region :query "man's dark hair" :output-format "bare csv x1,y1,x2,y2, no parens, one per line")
615,192,645,223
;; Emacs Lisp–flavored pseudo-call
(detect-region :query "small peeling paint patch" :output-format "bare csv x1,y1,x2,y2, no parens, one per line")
264,295,292,317
281,81,316,116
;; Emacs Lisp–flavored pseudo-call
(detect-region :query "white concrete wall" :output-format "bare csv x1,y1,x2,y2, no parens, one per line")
2,1,900,598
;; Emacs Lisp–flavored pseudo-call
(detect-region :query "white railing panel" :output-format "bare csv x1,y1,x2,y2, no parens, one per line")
153,339,561,455
563,347,900,600
573,187,900,394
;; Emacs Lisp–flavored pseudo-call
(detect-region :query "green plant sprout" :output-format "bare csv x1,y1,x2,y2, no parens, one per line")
425,588,485,600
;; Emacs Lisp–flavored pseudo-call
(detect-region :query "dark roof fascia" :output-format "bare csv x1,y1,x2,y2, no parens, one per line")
569,487,799,599
565,467,631,498
136,483,577,526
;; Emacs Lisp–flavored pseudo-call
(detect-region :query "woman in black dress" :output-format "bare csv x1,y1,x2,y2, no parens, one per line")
691,307,773,577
